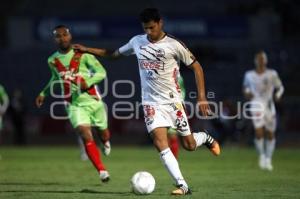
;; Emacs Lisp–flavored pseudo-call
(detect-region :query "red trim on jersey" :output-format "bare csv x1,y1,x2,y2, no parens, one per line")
173,68,181,94
53,52,83,102
69,52,82,73
73,75,88,90
87,86,100,100
54,58,72,102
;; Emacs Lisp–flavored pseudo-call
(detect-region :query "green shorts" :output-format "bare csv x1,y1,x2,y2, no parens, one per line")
67,100,108,130
168,127,177,135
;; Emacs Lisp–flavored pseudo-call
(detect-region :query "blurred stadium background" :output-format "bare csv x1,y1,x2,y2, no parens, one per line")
0,0,299,146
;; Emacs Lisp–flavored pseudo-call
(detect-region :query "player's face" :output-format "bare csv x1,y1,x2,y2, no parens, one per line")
53,28,72,51
142,20,163,41
255,52,267,71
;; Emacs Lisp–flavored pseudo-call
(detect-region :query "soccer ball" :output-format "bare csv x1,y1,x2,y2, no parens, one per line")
131,171,155,195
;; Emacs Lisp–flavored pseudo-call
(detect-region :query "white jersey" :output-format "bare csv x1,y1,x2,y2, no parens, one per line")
119,34,195,104
243,69,284,132
243,69,284,103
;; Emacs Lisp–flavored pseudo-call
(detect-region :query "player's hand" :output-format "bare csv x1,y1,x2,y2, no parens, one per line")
274,95,281,103
197,97,211,117
72,44,88,53
35,95,45,108
71,74,88,90
244,88,253,100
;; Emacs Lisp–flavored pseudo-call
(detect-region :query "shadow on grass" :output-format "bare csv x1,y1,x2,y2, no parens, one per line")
0,182,130,195
0,189,130,195
0,182,63,186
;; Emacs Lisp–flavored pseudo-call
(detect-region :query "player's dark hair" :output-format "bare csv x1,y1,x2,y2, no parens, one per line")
139,8,161,23
53,25,70,34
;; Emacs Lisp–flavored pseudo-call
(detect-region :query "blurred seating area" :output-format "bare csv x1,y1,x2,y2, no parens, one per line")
0,0,299,146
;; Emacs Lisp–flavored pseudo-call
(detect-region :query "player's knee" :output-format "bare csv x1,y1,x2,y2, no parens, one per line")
266,131,274,140
99,128,111,141
77,127,93,142
153,139,168,151
255,129,264,139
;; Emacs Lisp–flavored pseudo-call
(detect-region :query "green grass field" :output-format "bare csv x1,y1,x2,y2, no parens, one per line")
0,146,299,199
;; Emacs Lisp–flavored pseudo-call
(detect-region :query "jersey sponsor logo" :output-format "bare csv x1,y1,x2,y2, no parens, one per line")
139,46,166,60
145,70,159,80
139,59,164,70
156,48,165,58
58,70,75,80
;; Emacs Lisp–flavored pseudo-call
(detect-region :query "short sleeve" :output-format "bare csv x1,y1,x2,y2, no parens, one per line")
119,38,135,56
243,72,250,88
176,41,196,66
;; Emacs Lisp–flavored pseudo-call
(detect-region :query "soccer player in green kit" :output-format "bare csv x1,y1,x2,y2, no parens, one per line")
35,25,111,182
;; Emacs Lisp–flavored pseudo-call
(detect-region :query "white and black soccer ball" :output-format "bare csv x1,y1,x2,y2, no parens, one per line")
131,171,155,195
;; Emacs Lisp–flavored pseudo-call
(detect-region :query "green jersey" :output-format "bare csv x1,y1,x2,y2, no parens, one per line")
40,49,106,106
0,84,8,102
0,84,9,129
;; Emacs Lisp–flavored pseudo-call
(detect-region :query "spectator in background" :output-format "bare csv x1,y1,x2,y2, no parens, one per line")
8,88,27,145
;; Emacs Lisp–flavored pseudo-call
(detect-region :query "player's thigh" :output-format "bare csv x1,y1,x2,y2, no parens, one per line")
76,124,93,141
91,100,108,130
143,104,171,134
251,110,265,134
265,114,276,139
67,105,91,128
254,127,264,138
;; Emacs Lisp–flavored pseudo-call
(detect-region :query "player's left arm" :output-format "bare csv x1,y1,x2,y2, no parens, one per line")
242,72,253,100
273,70,284,101
189,61,211,116
73,54,106,90
176,42,210,116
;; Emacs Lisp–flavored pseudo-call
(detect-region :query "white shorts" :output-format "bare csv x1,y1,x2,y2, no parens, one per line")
143,102,191,136
250,102,277,133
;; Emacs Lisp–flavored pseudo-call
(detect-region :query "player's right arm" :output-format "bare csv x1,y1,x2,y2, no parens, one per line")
73,44,121,59
243,72,253,100
36,62,59,108
73,38,135,59
272,70,284,102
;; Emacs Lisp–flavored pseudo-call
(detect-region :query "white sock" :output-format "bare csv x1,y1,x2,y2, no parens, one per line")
160,148,188,188
192,132,207,147
265,139,276,159
254,138,264,156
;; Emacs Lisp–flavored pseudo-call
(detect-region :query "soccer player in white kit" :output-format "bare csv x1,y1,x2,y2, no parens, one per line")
243,51,284,171
73,8,221,195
